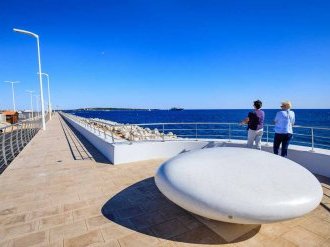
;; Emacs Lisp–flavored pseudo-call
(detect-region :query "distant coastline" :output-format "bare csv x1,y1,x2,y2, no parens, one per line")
76,107,186,111
75,108,330,111
77,107,157,111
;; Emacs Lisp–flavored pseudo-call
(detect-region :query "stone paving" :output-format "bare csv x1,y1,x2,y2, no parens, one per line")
0,113,330,247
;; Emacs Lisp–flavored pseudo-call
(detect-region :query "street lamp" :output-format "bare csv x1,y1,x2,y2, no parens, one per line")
4,80,20,111
38,72,52,120
13,28,46,130
26,90,34,119
34,94,40,117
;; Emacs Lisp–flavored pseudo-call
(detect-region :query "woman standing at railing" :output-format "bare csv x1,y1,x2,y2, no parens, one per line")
240,100,265,150
273,101,295,157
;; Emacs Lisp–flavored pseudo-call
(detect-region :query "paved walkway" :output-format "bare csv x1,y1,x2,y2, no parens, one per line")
0,114,330,247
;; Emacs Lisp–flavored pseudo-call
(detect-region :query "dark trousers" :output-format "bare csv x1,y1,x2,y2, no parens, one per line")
273,133,293,157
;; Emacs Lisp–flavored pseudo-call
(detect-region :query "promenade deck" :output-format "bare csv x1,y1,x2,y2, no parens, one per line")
0,114,329,246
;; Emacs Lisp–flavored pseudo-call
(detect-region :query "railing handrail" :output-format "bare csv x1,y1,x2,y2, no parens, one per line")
66,112,330,130
91,120,330,132
0,116,44,131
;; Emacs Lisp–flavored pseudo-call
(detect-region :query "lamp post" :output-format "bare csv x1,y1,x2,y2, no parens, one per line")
38,72,52,120
4,80,20,111
13,28,46,130
34,94,40,117
26,90,34,119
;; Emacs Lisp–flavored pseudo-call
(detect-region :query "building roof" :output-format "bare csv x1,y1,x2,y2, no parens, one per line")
1,111,18,115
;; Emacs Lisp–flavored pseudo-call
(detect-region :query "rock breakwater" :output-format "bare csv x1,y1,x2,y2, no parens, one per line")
82,118,178,141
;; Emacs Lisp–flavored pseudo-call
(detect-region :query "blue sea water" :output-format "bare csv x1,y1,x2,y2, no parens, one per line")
68,109,330,149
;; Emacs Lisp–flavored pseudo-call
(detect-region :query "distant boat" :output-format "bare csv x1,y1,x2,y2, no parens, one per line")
170,107,184,111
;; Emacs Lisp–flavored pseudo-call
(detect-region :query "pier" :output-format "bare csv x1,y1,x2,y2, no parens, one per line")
1,113,330,246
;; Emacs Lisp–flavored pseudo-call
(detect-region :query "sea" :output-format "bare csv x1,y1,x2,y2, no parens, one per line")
67,109,330,149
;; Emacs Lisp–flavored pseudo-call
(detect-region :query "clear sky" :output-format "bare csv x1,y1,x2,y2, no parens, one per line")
0,0,330,110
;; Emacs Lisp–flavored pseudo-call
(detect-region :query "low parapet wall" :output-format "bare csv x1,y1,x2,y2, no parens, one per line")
61,114,330,178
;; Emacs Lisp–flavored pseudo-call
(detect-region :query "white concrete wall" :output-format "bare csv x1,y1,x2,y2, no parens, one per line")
61,114,330,178
114,140,330,177
284,147,330,178
114,140,214,164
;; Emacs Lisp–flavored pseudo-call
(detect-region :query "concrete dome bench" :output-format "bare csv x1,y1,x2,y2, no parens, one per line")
155,147,323,224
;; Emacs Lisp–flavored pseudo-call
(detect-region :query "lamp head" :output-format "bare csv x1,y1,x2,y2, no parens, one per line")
13,28,38,38
4,80,20,84
37,72,48,77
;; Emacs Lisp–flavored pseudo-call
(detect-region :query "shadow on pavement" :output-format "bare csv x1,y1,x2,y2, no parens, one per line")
102,177,260,244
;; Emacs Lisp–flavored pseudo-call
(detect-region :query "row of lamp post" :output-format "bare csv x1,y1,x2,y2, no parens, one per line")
5,28,52,130
3,81,49,121
26,91,43,119
3,81,19,112
26,90,34,118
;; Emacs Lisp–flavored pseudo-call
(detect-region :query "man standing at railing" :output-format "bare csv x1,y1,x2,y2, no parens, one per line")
241,100,265,150
273,101,295,157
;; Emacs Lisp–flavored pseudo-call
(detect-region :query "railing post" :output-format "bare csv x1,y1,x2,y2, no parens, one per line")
162,124,165,142
26,122,30,141
29,121,32,138
22,122,27,144
195,124,198,140
32,120,35,137
28,121,33,140
10,126,15,159
2,129,7,166
228,124,231,142
33,118,35,132
311,128,315,152
34,119,37,135
265,125,269,146
15,125,20,152
19,124,24,149
111,125,115,143
129,125,133,144
26,122,30,143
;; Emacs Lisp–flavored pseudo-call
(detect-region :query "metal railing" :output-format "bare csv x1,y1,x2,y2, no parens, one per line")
0,113,51,173
62,113,330,151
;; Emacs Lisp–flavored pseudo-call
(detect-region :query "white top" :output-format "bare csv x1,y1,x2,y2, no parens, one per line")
155,147,323,224
274,110,295,134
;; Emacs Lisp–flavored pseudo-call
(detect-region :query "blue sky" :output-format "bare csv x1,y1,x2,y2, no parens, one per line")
1,0,330,110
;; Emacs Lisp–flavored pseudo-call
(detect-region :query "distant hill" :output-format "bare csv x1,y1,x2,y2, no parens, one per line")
76,107,159,111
